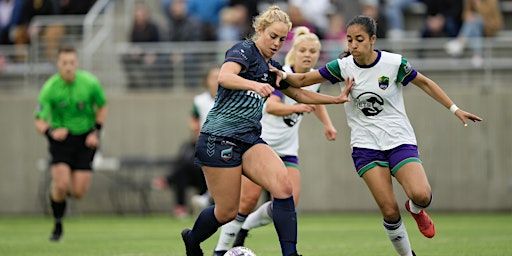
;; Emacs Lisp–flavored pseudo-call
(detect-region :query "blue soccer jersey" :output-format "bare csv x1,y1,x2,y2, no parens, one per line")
201,40,284,143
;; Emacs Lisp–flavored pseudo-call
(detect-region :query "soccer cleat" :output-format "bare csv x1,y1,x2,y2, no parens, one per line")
405,200,436,238
49,222,63,242
232,228,249,247
212,250,227,256
181,228,204,256
412,250,416,256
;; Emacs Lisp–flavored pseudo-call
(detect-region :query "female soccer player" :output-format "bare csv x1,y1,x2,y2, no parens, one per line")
278,15,482,256
212,26,337,255
181,6,352,256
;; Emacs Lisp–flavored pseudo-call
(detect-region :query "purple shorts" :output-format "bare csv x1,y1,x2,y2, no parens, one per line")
351,144,421,177
280,155,299,169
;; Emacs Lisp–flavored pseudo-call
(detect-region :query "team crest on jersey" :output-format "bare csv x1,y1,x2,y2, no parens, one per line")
378,76,389,90
355,92,384,116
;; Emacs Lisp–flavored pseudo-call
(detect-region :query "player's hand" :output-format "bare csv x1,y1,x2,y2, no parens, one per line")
294,103,316,113
324,125,337,141
85,130,100,148
334,77,354,104
454,109,483,126
252,82,274,97
51,128,69,141
268,64,283,87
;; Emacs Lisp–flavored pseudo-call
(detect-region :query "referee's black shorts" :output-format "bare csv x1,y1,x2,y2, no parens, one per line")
48,130,96,171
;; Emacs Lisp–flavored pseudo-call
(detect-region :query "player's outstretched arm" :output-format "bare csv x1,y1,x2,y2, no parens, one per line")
282,77,353,104
269,65,326,88
412,73,483,126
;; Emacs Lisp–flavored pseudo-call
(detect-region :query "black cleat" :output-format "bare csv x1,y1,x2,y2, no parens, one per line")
412,250,416,256
212,250,227,256
232,228,249,247
49,222,63,242
181,228,203,256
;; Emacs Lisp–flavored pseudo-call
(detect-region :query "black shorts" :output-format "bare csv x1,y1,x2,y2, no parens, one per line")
195,133,266,168
48,131,96,171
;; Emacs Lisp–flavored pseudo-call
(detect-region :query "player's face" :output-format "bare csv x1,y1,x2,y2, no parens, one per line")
57,52,78,83
346,24,376,59
256,21,289,59
294,40,320,71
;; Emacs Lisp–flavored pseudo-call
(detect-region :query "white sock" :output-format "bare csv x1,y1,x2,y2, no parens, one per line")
242,201,273,230
408,200,424,214
383,219,413,256
214,214,246,251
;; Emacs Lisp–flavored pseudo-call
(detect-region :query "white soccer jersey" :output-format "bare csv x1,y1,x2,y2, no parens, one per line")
192,91,215,128
321,50,418,150
261,65,320,156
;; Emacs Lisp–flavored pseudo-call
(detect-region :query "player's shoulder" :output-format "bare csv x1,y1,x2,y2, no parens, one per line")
229,40,256,53
194,91,211,103
379,50,403,66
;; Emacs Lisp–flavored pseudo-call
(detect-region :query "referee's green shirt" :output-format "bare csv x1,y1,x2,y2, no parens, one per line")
35,70,107,135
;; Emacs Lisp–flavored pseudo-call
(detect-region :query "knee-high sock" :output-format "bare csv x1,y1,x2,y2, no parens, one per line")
272,197,297,256
242,201,273,230
214,213,247,251
383,218,413,256
50,196,66,223
189,206,222,244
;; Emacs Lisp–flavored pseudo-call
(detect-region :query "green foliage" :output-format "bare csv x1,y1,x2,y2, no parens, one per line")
1,213,511,255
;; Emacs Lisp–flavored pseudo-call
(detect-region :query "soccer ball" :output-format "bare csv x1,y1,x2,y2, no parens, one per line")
224,246,256,256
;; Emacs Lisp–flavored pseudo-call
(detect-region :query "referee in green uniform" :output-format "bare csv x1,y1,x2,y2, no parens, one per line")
34,46,107,242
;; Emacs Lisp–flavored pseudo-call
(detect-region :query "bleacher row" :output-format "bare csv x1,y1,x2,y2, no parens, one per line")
1,0,512,91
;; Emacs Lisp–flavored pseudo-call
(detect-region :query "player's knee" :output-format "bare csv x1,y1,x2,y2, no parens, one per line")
72,191,85,199
410,189,432,207
239,194,259,214
381,205,400,220
216,207,238,223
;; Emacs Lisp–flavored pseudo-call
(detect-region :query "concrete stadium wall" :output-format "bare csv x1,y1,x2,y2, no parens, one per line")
1,86,511,214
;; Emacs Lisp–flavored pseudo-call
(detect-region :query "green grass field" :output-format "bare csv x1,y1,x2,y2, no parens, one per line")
1,212,511,255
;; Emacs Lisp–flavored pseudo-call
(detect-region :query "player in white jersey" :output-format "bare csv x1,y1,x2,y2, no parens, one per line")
213,26,337,256
277,15,482,256
153,66,219,218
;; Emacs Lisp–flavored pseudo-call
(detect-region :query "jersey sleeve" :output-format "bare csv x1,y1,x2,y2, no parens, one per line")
319,59,344,84
34,82,52,120
91,76,107,107
396,57,417,86
224,42,252,71
191,102,200,119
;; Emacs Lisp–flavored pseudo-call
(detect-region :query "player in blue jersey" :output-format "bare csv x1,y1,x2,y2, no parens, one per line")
180,6,352,256
273,15,482,256
212,26,337,255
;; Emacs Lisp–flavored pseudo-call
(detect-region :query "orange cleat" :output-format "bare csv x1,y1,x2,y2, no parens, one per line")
405,200,436,238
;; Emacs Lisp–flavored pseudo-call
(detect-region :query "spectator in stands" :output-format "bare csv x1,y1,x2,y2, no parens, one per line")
384,0,419,40
217,5,249,41
288,0,332,38
123,1,162,89
421,0,462,38
58,0,96,15
0,0,23,45
166,0,201,42
444,0,503,67
164,0,203,88
359,0,388,38
15,0,61,60
186,0,228,41
153,66,220,218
